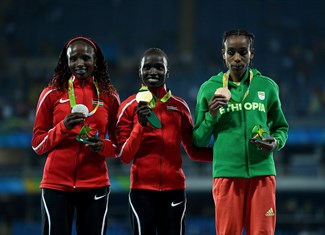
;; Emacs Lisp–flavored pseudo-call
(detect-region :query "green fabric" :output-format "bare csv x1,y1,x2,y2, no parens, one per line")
193,68,289,178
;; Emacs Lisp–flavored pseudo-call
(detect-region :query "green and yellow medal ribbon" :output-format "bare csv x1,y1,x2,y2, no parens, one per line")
68,76,100,117
223,70,253,103
138,86,172,108
68,76,100,142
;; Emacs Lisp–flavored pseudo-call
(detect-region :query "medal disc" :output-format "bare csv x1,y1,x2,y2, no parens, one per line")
72,104,89,117
215,88,231,101
136,90,153,103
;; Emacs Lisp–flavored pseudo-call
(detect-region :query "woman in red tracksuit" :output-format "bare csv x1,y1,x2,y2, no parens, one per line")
32,36,120,235
116,48,212,235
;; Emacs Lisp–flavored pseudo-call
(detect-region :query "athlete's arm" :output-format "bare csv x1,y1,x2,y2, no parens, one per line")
32,89,72,155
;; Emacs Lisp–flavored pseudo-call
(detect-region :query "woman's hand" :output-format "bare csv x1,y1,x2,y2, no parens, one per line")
208,94,229,117
137,101,151,127
250,137,277,152
64,112,86,130
85,136,104,152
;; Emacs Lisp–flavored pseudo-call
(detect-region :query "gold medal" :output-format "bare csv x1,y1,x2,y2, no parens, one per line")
136,90,153,103
135,88,162,129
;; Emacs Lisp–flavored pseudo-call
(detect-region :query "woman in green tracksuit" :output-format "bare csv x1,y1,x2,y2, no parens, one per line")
192,29,289,235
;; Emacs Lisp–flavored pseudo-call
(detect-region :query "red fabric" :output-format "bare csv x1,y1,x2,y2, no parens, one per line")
116,86,212,191
212,176,276,235
32,77,120,191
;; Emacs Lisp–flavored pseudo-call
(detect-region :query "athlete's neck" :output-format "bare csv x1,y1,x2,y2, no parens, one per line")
229,69,248,83
148,84,168,99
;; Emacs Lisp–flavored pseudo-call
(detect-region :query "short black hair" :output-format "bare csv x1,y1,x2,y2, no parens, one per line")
142,48,168,60
140,48,169,71
222,29,255,49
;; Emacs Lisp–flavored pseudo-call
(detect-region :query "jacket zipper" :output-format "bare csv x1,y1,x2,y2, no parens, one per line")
242,91,250,177
73,81,87,189
73,147,82,189
159,105,164,191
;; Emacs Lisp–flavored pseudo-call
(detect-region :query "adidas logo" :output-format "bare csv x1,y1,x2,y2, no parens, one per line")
265,208,275,217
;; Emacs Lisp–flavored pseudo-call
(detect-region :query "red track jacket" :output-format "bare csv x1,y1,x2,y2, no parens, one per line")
116,86,212,191
32,77,120,191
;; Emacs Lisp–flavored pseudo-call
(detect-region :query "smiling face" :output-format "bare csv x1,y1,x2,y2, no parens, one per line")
66,40,96,79
222,35,254,81
139,52,169,88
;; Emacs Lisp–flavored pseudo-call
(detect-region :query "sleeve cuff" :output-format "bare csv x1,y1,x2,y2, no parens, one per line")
99,139,117,158
205,112,219,126
59,121,70,134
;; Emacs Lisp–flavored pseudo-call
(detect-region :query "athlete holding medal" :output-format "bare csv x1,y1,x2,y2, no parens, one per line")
32,36,120,235
192,29,289,234
116,48,212,235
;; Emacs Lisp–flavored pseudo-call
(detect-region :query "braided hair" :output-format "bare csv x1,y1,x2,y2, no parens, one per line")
222,29,255,67
49,37,115,94
222,29,255,50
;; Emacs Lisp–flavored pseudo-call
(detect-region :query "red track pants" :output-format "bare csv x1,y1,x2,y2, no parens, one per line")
212,176,276,235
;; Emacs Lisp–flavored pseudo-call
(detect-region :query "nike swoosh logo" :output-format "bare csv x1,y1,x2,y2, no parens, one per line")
59,98,70,103
94,194,106,200
171,201,183,207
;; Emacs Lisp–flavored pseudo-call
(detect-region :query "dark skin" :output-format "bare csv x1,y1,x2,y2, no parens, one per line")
63,40,103,152
209,35,277,152
137,53,169,127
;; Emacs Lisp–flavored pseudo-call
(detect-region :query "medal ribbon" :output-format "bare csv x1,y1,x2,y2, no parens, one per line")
139,86,172,108
68,76,100,117
223,70,253,103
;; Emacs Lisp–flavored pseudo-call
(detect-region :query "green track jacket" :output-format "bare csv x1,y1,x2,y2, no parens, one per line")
193,68,289,178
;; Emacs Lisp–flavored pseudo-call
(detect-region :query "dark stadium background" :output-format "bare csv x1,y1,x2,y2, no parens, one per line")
0,0,324,234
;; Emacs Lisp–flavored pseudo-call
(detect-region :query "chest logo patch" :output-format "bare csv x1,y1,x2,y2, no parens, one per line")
92,99,103,107
258,91,265,100
59,98,70,103
167,104,179,112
